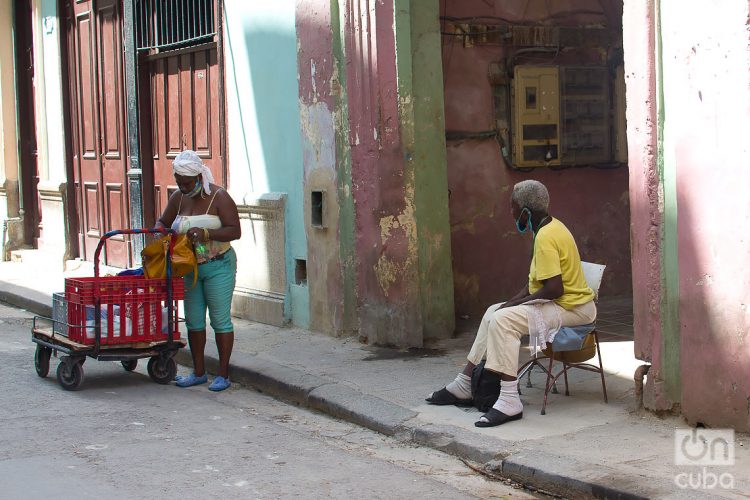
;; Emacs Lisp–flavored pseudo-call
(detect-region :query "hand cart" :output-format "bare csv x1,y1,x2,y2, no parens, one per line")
31,228,186,390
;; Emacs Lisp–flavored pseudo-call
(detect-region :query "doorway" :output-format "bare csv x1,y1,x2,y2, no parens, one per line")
134,0,227,227
439,0,632,321
15,0,40,248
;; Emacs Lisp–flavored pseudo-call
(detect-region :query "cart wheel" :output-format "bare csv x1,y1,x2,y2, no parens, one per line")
121,360,138,372
35,345,52,378
57,359,84,391
147,357,176,384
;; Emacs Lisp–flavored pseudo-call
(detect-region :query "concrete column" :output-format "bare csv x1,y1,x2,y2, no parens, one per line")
623,0,677,412
396,0,454,341
0,0,20,191
296,0,355,336
296,0,454,346
0,0,22,261
340,0,453,346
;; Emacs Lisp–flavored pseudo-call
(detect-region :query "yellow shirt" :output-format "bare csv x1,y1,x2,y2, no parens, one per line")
528,218,594,310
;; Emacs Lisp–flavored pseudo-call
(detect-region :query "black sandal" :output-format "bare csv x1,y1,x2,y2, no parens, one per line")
425,387,473,406
474,408,523,427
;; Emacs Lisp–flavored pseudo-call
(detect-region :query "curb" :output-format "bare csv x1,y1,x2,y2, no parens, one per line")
176,349,662,499
0,286,52,318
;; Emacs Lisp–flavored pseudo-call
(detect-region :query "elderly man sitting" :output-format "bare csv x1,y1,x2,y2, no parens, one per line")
427,180,596,427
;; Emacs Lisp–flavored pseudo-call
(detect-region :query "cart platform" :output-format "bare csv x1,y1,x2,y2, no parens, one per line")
33,325,186,355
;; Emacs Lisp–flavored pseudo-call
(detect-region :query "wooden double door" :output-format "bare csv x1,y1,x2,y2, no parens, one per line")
63,0,225,267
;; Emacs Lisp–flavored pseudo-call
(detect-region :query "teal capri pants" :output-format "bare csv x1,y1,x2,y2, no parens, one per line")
183,247,237,333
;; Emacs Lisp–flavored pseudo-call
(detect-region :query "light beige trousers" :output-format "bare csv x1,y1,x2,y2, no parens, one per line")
467,300,597,376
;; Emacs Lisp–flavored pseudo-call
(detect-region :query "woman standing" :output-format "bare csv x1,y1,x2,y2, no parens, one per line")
156,150,241,391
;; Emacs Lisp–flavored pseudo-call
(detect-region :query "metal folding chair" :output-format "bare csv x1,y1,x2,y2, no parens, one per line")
516,262,608,415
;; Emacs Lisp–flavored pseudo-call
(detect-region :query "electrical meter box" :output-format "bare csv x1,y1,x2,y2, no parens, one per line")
559,66,610,165
512,65,612,167
512,66,560,167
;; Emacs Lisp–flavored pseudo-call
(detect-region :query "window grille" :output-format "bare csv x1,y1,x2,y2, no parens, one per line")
136,0,215,52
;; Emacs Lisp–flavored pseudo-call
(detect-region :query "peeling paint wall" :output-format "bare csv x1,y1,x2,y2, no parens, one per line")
340,0,454,346
296,0,355,335
345,0,424,346
443,0,632,320
662,0,750,431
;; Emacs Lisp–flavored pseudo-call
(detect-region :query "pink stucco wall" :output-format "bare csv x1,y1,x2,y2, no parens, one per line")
662,1,750,431
443,0,631,318
622,0,670,410
344,0,424,346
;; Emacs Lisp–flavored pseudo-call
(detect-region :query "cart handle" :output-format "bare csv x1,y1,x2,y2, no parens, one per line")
94,227,174,278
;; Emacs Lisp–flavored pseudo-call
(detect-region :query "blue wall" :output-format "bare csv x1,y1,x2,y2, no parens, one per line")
223,0,308,327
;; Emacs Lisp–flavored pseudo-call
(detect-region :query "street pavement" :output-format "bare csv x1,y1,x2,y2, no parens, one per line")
0,301,544,500
1,253,748,499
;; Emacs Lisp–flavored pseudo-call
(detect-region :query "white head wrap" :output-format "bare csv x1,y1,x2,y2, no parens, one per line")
172,150,215,195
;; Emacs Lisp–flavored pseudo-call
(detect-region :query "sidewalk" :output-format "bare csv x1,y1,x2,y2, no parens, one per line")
1,253,747,499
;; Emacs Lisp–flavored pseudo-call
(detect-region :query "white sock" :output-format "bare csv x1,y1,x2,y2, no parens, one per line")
490,379,523,416
445,373,472,400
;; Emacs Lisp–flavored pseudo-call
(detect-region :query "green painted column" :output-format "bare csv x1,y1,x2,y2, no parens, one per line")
655,0,681,403
331,0,357,333
395,0,455,339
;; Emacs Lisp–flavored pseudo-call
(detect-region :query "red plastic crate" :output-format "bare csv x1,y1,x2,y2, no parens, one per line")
65,275,184,345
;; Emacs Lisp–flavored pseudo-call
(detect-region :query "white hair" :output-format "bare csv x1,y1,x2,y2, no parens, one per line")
511,180,549,212
172,150,215,195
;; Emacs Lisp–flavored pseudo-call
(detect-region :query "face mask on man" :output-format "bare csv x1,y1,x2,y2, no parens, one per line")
515,207,532,233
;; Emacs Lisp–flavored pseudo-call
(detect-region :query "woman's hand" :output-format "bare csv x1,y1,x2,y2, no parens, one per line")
186,227,208,243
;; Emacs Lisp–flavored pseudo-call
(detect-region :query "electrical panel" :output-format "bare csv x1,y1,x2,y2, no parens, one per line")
512,66,561,167
512,65,612,167
560,67,610,164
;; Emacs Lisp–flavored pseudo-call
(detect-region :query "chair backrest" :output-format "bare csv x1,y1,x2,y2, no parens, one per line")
581,261,606,300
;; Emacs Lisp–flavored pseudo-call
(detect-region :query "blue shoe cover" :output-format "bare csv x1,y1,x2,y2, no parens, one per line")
208,376,231,392
175,373,208,387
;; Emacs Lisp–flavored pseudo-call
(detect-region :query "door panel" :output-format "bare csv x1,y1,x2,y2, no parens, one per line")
71,2,101,261
76,11,96,160
83,182,99,235
178,55,194,156
98,9,121,157
192,50,210,153
165,57,182,155
105,183,127,237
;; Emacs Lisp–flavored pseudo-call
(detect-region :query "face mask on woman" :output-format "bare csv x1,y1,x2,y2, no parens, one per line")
185,178,203,198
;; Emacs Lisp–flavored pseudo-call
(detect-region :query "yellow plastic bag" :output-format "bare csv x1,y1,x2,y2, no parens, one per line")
141,234,197,286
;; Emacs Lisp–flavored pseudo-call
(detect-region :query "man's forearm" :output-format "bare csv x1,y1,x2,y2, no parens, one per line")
510,284,529,301
507,290,552,307
503,282,561,308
